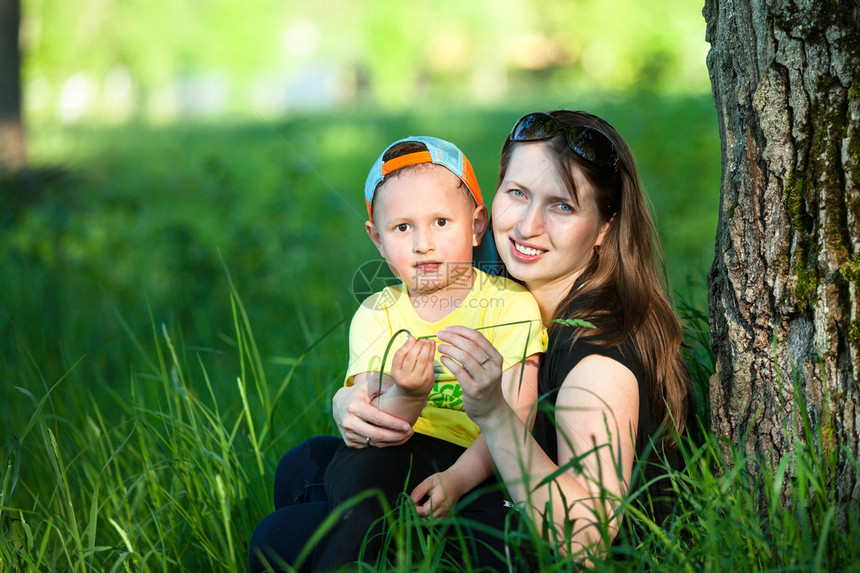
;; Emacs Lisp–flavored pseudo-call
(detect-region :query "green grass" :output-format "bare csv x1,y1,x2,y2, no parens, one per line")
4,290,857,571
8,96,855,571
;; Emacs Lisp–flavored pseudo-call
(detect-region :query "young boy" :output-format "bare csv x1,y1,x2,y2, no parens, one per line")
317,136,544,569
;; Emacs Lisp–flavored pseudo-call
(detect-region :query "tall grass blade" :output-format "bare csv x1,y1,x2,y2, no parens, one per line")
45,427,84,572
238,375,265,477
215,474,237,570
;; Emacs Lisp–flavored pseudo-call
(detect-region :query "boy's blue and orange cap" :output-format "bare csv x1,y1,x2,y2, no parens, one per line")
364,135,483,220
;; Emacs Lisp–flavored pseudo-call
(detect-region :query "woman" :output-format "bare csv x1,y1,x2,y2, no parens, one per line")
250,110,690,570
434,109,690,558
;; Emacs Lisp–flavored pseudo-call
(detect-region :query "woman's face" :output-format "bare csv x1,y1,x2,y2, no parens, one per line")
492,142,610,302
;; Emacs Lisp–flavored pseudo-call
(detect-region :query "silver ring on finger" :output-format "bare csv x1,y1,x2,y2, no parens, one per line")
480,355,491,365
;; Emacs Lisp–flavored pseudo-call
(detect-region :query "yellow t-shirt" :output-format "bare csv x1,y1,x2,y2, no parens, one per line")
345,268,546,448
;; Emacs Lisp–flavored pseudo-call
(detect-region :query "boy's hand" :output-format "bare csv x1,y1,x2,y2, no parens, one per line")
390,336,436,398
409,469,466,518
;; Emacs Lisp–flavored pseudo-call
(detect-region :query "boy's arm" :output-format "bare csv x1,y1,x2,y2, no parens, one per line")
409,354,540,517
354,336,437,426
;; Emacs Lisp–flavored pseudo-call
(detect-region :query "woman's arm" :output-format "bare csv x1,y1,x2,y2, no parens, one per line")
332,383,414,448
437,326,638,557
409,354,540,518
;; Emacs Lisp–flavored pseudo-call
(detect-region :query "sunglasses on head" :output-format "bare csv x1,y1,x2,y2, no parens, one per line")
509,112,619,172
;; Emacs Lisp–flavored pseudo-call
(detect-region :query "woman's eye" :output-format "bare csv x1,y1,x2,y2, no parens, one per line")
556,203,574,213
508,188,526,198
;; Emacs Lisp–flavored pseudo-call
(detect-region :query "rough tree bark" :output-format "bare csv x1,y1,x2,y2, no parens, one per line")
0,0,25,170
705,0,859,513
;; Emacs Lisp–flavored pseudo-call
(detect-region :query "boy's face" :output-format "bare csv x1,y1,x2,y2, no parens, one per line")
366,165,487,296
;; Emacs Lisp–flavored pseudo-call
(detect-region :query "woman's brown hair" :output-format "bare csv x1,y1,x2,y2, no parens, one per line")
498,110,690,447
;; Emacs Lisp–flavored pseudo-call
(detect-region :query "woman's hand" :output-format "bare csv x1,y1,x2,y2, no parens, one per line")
436,326,508,423
332,384,414,448
409,469,466,518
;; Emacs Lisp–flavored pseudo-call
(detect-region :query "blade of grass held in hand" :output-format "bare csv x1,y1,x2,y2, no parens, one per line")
377,328,413,399
374,319,594,407
412,318,594,342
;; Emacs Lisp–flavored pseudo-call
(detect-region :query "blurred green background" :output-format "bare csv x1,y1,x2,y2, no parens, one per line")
3,0,717,449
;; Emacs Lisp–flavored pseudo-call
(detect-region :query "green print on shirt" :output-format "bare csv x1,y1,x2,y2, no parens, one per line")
426,359,464,410
427,380,464,410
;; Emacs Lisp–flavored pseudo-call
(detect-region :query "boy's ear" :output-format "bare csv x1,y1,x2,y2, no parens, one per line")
471,205,489,247
365,220,384,253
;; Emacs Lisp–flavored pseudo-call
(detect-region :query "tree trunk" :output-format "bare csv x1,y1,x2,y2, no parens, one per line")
0,0,25,170
705,0,859,514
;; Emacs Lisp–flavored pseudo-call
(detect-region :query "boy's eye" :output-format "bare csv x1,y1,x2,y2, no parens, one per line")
395,223,410,232
435,218,448,227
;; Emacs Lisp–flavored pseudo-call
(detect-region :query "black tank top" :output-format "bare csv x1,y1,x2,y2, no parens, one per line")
531,323,681,524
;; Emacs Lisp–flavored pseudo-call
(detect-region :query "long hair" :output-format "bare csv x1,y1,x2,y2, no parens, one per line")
498,110,690,446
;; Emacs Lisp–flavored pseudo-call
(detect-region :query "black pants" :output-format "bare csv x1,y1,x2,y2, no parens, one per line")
249,434,518,572
249,436,341,573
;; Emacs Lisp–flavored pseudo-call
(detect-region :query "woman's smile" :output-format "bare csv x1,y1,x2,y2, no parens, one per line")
509,238,548,260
